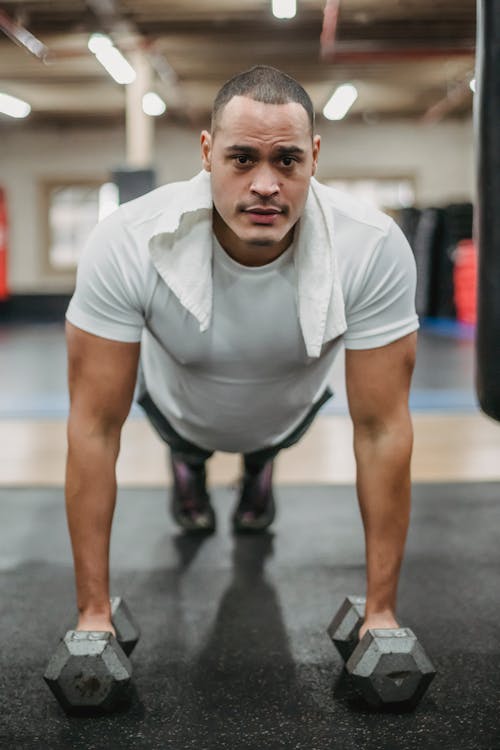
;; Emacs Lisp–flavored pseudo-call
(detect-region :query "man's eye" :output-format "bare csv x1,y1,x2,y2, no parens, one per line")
234,155,251,165
281,156,296,167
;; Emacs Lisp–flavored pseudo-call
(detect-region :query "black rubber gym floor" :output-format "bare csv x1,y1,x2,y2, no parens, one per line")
1,482,499,750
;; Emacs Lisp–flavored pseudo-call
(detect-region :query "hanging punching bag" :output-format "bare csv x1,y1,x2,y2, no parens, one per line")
475,0,500,421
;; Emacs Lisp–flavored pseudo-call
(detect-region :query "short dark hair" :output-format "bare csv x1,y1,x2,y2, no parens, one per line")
211,65,315,134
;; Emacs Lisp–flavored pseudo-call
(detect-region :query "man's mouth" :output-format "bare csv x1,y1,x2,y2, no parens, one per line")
243,207,283,225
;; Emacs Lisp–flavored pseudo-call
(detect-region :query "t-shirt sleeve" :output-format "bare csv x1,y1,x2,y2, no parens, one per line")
343,219,419,350
66,211,145,342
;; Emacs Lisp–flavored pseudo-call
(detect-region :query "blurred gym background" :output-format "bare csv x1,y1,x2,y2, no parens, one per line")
0,0,493,487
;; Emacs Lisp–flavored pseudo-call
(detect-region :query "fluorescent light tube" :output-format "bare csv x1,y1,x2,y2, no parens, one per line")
142,92,166,116
88,33,112,54
88,33,136,85
0,92,31,118
323,84,358,120
272,0,297,19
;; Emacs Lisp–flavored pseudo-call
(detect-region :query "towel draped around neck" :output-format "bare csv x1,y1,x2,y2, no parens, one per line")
149,170,347,358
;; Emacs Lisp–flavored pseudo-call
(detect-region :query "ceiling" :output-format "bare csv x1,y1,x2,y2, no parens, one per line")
0,0,476,129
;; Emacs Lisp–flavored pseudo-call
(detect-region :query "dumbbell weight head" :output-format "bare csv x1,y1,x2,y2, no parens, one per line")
346,627,436,709
44,631,132,713
327,595,366,662
110,597,140,656
327,596,437,709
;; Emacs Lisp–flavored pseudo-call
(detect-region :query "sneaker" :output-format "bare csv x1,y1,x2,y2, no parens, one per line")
169,454,216,534
232,459,276,533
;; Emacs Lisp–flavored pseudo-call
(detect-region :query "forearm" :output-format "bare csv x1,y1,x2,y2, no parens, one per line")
354,415,413,616
65,422,121,620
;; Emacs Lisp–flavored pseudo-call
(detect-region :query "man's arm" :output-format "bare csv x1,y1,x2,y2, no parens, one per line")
65,321,140,633
344,331,417,639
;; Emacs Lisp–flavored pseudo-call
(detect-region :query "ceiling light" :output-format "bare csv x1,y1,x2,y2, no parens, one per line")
88,33,112,55
323,84,358,121
142,92,167,116
469,78,476,93
272,0,297,19
0,92,31,119
88,33,136,85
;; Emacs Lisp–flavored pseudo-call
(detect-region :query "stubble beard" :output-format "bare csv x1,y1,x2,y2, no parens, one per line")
246,236,278,247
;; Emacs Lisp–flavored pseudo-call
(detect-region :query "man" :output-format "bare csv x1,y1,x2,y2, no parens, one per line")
65,66,418,642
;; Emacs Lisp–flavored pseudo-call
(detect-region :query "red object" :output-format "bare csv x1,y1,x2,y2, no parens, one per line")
453,239,477,325
0,188,8,301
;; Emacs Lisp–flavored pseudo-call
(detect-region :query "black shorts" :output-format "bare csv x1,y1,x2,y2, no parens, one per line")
137,386,334,464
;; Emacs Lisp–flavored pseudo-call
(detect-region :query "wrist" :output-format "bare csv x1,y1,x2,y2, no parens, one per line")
364,602,395,618
77,599,112,619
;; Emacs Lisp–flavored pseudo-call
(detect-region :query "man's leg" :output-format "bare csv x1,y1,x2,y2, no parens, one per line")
232,454,277,532
169,452,216,533
137,392,216,533
233,387,334,532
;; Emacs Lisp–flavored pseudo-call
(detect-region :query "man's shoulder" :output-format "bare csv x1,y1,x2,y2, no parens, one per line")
312,178,393,235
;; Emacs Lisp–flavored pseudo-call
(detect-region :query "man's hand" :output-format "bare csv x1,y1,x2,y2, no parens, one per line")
359,612,400,641
345,331,417,623
76,613,116,637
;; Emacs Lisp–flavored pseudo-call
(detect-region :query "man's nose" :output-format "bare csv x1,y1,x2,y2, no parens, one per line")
250,165,280,198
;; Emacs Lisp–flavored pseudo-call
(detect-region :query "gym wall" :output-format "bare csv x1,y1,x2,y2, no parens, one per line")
0,117,473,296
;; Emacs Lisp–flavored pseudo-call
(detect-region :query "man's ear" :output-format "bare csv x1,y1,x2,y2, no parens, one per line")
200,130,212,172
311,134,321,175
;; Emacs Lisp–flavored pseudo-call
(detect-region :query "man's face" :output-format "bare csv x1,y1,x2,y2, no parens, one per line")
201,95,320,258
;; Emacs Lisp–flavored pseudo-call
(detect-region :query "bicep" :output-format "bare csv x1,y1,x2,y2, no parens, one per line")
66,322,140,434
345,332,417,429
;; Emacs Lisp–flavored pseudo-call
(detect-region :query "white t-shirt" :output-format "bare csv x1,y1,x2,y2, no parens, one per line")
66,175,418,453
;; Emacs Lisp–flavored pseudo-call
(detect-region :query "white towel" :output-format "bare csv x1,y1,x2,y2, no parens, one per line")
149,170,347,358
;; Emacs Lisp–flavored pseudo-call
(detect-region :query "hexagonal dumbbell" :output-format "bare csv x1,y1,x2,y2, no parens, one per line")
110,597,140,656
346,626,436,709
327,595,366,661
44,631,132,713
327,595,436,709
44,596,140,713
